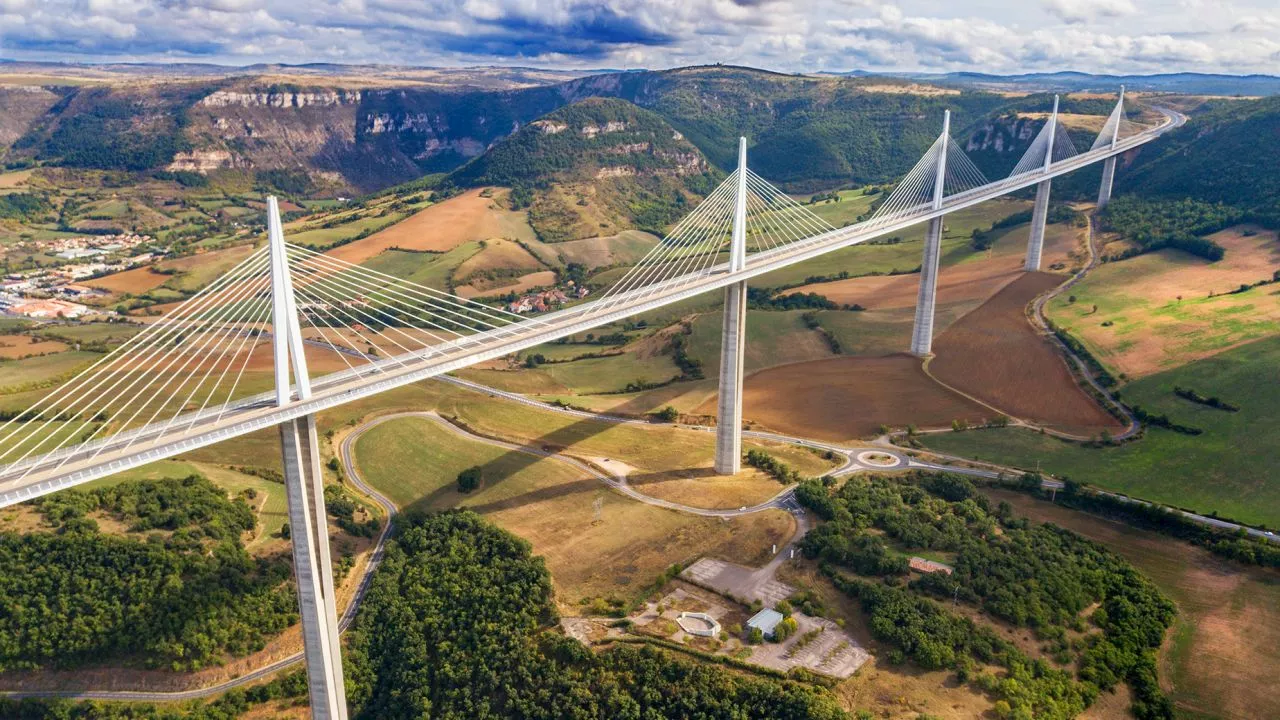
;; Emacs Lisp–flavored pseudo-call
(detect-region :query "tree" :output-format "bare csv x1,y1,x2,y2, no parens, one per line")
456,466,482,493
655,405,679,423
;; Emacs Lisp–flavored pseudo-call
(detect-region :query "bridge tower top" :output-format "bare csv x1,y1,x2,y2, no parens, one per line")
1111,85,1126,148
1044,95,1060,173
730,137,748,272
931,110,950,210
267,196,312,406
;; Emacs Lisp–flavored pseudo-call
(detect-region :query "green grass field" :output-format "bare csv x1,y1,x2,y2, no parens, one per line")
0,350,100,393
363,242,483,290
802,187,879,227
922,335,1280,529
287,212,407,249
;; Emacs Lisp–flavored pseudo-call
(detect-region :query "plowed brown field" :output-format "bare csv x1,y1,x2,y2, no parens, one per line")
930,272,1121,433
697,354,992,441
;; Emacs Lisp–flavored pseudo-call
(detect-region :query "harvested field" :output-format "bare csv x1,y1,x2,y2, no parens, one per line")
454,238,544,280
698,354,992,440
85,265,170,294
0,335,66,359
455,269,557,298
325,188,536,265
544,230,660,269
930,272,1121,433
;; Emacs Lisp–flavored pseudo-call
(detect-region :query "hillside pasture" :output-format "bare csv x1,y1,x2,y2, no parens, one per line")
455,270,557,298
539,230,660,269
930,272,1121,433
1046,225,1280,377
361,242,483,291
324,188,536,265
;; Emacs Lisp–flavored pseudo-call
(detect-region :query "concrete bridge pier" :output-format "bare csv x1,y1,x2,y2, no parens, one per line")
279,415,348,720
1025,178,1052,271
1097,156,1117,209
909,110,951,358
909,216,945,356
714,280,747,474
714,138,750,475
267,196,349,719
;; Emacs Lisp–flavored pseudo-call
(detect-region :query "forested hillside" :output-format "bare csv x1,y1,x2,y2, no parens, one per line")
447,97,718,241
1118,95,1280,225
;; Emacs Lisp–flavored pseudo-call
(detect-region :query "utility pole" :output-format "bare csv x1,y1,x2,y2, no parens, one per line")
268,197,349,720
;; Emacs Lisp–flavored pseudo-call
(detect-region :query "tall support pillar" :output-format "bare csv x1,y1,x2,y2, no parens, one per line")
1025,96,1058,272
1097,86,1124,210
267,196,348,720
1097,156,1117,209
910,111,950,357
714,138,749,475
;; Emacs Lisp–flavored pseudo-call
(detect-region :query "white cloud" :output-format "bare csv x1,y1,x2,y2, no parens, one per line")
0,0,1276,75
1043,0,1137,24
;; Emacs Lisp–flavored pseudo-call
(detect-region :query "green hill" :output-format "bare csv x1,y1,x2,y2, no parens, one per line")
449,97,719,242
1119,96,1280,225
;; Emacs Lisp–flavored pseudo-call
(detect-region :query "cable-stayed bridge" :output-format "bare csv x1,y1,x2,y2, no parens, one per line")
0,91,1176,718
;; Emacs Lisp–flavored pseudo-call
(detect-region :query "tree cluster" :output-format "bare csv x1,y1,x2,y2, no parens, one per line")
345,509,848,719
797,472,1177,720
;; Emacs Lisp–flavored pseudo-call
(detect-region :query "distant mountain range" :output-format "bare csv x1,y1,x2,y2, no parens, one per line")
823,70,1280,96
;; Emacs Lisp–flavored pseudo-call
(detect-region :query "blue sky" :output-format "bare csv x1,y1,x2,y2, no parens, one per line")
0,0,1277,75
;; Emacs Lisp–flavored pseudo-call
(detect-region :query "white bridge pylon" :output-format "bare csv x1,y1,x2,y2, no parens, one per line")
0,87,1156,716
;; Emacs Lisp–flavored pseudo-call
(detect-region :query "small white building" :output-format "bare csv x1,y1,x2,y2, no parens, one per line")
746,608,785,640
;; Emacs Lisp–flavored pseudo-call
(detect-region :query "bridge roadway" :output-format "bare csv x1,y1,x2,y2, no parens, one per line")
0,108,1182,508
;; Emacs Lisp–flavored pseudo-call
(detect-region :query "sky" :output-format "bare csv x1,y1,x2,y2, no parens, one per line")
0,0,1277,75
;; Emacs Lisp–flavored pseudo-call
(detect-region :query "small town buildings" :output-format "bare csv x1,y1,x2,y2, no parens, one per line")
10,299,89,319
746,608,785,640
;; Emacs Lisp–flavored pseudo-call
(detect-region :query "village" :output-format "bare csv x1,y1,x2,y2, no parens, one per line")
0,232,159,319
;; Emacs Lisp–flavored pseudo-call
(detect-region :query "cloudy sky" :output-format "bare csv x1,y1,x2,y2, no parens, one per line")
1,0,1277,75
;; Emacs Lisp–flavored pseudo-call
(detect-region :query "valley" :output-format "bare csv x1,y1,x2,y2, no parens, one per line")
0,61,1277,720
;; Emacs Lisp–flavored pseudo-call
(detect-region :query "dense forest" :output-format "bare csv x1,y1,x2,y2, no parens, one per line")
344,510,847,719
1120,95,1280,226
1100,196,1242,260
0,475,296,671
797,472,1176,720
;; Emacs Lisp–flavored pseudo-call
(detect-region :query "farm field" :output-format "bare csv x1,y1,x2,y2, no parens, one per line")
536,230,659,269
456,269,557,298
361,241,482,290
986,488,1280,720
922,334,1280,529
453,238,545,280
1046,226,1280,377
930,272,1122,433
0,334,67,359
700,354,992,441
352,414,796,605
801,186,879,228
85,265,172,295
323,188,535,265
